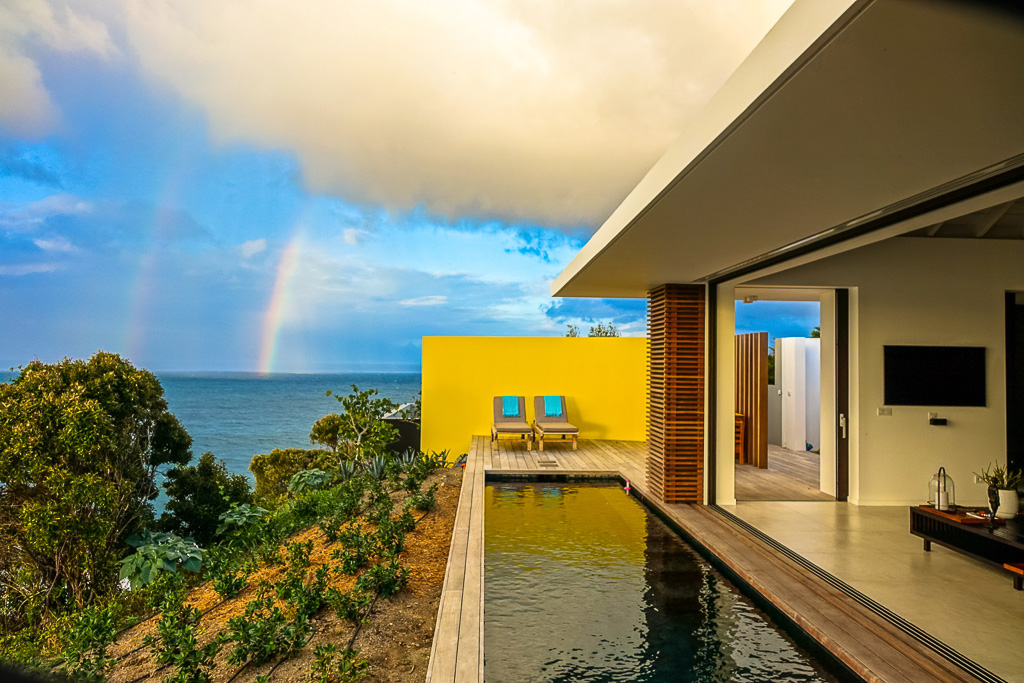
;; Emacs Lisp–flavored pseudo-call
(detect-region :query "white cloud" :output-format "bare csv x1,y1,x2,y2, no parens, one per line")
0,0,116,136
342,228,367,246
398,295,448,307
0,262,60,275
238,238,266,258
32,235,76,252
0,194,91,230
119,0,793,226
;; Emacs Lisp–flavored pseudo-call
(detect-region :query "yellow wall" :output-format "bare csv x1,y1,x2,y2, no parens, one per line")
421,336,648,456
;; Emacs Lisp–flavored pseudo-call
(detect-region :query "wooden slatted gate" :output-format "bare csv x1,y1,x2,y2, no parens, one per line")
647,284,705,503
734,331,768,468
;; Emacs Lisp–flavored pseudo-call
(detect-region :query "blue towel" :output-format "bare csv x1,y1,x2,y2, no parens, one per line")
501,396,519,417
544,395,563,417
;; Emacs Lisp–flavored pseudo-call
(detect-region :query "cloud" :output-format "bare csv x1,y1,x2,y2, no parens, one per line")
398,295,448,307
118,0,792,226
0,0,116,136
238,238,266,258
32,235,76,252
545,297,647,327
342,228,367,246
0,262,60,275
0,193,90,230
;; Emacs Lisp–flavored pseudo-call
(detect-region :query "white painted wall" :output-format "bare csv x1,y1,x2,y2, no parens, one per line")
779,337,820,452
748,237,1024,506
715,283,737,506
819,291,837,496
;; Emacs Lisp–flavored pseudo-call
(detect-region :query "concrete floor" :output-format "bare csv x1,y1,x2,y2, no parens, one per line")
721,501,1024,683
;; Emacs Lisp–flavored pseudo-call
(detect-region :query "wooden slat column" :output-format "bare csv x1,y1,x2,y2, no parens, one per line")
734,332,769,468
647,284,705,503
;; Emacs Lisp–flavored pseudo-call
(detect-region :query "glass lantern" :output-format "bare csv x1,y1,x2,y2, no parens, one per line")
928,467,955,511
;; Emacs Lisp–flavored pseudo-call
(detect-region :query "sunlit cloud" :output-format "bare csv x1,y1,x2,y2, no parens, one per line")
32,235,76,252
238,238,266,258
0,0,116,136
0,262,61,275
113,0,791,226
0,194,90,230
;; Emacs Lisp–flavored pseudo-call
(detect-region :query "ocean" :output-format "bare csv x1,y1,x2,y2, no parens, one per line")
158,372,421,479
0,370,421,481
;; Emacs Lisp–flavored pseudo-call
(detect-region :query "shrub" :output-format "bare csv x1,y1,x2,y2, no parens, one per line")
289,468,334,496
311,643,369,683
158,452,252,546
143,595,221,683
311,386,399,461
58,603,119,682
250,448,333,506
0,352,191,625
119,531,205,591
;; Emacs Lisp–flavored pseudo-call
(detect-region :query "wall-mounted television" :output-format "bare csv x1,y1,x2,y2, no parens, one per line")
883,345,986,407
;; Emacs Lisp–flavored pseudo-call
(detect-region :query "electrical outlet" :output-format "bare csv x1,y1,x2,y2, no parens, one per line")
877,407,892,416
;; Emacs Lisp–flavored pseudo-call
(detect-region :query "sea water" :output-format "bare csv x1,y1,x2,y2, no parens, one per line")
0,370,420,481
158,372,421,479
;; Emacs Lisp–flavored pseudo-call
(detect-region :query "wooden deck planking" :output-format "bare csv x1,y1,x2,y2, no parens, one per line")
430,436,984,683
735,444,834,501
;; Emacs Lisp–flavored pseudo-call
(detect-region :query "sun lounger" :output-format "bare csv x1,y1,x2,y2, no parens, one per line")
532,395,578,451
491,396,533,450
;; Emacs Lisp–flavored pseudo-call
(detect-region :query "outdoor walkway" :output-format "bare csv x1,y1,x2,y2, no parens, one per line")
427,438,990,683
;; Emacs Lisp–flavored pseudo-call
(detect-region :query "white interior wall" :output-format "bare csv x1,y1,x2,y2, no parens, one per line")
748,237,1024,506
779,338,807,451
819,291,837,496
715,283,737,505
806,338,821,450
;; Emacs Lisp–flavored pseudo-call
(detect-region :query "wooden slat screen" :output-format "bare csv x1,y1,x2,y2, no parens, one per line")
647,284,705,504
734,331,769,468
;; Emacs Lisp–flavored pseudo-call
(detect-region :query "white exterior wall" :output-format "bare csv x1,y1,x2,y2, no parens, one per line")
805,338,821,451
749,237,1024,506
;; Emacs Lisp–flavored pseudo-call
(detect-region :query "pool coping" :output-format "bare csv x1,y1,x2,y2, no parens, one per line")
425,440,997,683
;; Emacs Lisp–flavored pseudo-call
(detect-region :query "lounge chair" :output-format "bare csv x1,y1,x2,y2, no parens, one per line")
491,396,533,450
532,395,578,451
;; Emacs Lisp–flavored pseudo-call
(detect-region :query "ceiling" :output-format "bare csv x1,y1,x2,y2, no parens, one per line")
553,0,1024,299
906,199,1024,240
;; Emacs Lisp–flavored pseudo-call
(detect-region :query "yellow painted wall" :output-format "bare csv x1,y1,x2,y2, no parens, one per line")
421,336,648,456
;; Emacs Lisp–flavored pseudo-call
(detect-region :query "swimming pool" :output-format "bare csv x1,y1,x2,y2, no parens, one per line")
485,482,847,682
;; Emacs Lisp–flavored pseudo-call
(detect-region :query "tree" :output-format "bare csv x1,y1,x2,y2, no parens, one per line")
0,352,191,624
564,325,580,337
249,448,333,506
158,452,252,546
309,385,398,462
811,326,821,338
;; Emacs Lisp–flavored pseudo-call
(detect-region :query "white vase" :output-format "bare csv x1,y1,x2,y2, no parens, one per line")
995,489,1019,519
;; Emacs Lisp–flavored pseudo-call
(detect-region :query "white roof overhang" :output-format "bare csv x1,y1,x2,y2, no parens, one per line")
553,0,1024,298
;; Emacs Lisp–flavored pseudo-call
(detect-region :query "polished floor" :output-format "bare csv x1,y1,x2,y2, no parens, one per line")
723,501,1024,683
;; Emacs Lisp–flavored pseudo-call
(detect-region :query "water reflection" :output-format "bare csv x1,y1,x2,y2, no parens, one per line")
484,483,840,683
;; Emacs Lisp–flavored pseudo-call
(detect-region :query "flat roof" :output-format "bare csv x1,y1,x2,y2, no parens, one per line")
553,0,1024,297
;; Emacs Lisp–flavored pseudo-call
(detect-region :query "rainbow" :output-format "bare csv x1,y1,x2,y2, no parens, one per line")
258,235,303,374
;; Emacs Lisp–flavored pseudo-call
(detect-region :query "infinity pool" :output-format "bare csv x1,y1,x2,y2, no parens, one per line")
485,482,846,682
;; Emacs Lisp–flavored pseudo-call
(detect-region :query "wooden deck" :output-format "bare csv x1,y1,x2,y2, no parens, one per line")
735,444,835,501
426,437,986,683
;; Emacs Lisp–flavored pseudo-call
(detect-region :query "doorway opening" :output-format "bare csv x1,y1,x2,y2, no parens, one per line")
732,291,839,502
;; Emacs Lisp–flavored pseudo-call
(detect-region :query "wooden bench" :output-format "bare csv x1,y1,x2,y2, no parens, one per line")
1004,562,1024,591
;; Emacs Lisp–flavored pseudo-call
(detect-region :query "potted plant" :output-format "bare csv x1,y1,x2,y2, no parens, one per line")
974,463,1024,519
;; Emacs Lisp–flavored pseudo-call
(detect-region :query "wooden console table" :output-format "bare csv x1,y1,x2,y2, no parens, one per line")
910,506,1024,589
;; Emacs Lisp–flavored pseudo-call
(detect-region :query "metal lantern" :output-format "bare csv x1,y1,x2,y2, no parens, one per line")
928,467,955,511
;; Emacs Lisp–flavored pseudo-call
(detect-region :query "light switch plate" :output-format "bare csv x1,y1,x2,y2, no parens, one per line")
877,407,892,416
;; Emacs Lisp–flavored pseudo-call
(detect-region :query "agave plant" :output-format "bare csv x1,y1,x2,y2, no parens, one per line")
364,455,389,480
338,460,358,481
397,448,418,469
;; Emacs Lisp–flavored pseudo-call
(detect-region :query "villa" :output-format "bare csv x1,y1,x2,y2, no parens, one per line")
423,1,1024,682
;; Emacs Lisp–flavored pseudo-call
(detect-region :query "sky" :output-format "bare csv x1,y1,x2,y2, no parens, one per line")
0,0,807,373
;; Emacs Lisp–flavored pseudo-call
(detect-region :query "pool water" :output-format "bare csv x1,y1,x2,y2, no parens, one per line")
485,482,845,683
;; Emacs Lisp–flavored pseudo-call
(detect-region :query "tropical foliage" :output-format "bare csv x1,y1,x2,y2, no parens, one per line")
309,385,399,461
158,452,253,546
0,352,191,627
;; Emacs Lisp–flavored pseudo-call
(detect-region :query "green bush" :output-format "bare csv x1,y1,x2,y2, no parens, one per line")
0,352,191,625
310,386,399,461
249,448,333,506
158,452,252,546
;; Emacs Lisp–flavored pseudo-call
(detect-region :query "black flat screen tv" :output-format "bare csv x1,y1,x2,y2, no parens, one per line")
883,345,985,407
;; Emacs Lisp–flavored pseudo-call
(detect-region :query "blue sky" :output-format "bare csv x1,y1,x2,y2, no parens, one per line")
1,0,801,372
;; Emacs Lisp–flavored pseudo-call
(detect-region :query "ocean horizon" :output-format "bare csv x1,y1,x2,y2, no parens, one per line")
1,369,422,482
